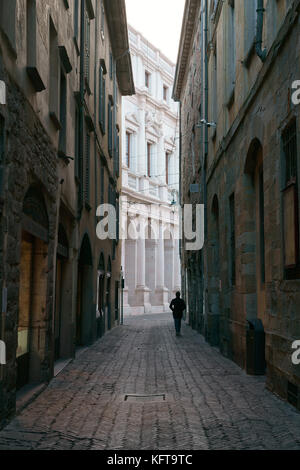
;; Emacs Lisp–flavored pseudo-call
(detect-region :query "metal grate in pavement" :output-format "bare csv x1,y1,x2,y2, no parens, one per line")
124,394,166,403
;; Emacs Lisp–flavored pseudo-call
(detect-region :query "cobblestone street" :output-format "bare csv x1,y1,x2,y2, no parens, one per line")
0,314,300,450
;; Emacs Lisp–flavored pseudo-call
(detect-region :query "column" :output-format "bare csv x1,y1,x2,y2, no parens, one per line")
135,217,151,313
154,221,169,311
136,236,146,287
156,222,164,288
173,238,181,294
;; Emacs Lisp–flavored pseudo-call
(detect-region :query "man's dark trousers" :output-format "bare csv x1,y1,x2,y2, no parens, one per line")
174,317,182,334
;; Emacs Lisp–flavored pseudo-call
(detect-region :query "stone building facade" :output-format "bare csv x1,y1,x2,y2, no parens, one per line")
174,0,300,410
0,0,134,426
121,25,181,315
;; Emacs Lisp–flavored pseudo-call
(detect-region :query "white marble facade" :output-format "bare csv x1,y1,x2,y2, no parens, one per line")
121,25,181,315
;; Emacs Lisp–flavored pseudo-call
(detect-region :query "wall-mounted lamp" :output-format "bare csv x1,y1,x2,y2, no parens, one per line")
196,119,217,128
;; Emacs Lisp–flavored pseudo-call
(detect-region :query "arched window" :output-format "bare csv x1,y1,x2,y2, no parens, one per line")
22,186,49,242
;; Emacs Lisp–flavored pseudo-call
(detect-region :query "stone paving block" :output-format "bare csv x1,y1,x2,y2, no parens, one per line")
0,314,300,450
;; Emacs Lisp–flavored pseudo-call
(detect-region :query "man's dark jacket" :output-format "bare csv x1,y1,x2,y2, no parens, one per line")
169,298,186,319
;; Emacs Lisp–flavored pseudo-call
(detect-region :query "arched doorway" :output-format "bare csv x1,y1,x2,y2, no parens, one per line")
208,194,220,346
17,186,49,390
97,253,105,338
187,260,193,327
244,139,266,319
76,234,93,346
54,224,69,360
106,257,112,330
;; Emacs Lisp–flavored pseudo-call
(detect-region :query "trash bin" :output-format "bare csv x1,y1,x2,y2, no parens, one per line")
246,318,266,375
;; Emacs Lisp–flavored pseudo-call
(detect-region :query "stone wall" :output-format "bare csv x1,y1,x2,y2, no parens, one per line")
0,63,58,424
177,0,300,410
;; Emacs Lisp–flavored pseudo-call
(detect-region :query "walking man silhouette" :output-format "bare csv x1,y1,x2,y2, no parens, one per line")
169,291,186,337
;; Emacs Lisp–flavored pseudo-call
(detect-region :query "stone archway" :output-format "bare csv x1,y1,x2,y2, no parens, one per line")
97,252,105,338
76,234,93,346
106,257,112,330
54,223,69,360
17,186,49,390
243,138,266,320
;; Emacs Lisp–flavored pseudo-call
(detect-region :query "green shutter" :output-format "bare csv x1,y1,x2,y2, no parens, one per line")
100,166,104,205
99,66,103,127
99,66,106,134
0,116,4,163
84,11,90,83
102,78,106,133
85,133,90,203
108,103,112,156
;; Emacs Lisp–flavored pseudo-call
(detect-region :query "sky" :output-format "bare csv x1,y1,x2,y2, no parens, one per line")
125,0,185,64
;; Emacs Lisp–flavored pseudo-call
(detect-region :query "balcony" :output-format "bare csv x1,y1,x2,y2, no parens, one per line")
122,165,178,205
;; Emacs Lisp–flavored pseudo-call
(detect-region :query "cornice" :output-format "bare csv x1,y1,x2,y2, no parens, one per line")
172,0,200,101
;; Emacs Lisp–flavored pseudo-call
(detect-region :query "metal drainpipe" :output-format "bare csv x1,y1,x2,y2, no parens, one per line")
255,0,267,62
201,0,208,326
78,0,85,216
179,100,184,302
94,0,98,228
179,101,182,259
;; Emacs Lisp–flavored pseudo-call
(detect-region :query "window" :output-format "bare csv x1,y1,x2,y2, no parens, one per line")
116,198,119,243
109,52,113,80
100,166,105,205
244,0,257,59
75,105,80,180
226,0,236,105
49,18,60,127
145,71,150,89
166,153,170,185
100,0,105,40
211,46,217,128
58,69,67,155
147,143,152,177
114,128,120,177
126,132,131,168
0,115,4,163
229,193,236,286
99,63,106,134
84,8,90,88
0,0,17,54
108,99,113,157
163,85,168,101
85,132,90,205
73,0,79,49
26,0,46,92
282,120,299,277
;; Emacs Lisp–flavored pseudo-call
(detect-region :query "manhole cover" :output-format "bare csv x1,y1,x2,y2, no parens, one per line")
124,394,166,403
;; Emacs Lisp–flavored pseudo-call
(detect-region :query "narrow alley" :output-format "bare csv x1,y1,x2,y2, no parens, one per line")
0,314,300,451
